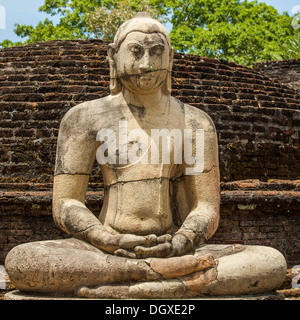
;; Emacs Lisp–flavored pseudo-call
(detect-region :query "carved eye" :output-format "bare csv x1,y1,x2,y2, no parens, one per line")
149,45,165,56
129,44,144,58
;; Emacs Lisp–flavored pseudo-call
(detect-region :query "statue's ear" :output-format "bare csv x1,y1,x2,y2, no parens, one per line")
108,44,122,95
164,47,174,95
169,47,174,70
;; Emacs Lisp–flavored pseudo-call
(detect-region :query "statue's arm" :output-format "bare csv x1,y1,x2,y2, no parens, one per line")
173,169,220,254
53,174,124,253
52,103,119,252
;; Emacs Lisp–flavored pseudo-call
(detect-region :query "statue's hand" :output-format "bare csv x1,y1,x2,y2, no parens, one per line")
87,227,153,255
114,233,195,259
133,233,194,258
89,228,193,259
114,234,160,258
169,233,194,257
115,234,173,258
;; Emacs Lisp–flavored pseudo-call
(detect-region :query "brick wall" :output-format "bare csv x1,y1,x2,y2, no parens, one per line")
253,59,300,92
0,40,299,183
209,180,300,266
0,40,299,265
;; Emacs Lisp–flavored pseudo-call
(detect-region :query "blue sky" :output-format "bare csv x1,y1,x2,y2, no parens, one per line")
0,0,300,43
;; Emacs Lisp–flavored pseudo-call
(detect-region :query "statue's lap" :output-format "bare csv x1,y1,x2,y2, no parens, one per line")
5,238,287,298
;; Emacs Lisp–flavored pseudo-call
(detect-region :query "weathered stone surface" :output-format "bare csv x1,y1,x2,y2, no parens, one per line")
3,13,288,299
182,268,218,294
129,279,186,299
200,246,287,296
77,284,131,299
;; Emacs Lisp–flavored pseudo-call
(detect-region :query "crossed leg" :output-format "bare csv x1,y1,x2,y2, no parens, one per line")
5,238,286,298
5,238,162,295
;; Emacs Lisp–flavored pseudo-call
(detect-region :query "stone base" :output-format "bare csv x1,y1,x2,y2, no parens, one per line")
4,290,285,300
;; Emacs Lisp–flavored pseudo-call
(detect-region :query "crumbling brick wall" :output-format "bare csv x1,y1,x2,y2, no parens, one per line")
0,40,299,265
253,59,300,92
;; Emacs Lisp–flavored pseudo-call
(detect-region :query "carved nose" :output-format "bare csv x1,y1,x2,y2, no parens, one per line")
139,52,151,72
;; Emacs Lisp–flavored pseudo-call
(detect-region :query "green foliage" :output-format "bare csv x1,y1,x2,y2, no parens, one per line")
13,0,102,43
84,0,165,41
0,0,298,66
166,0,296,65
0,0,165,47
276,32,300,59
0,39,23,47
0,0,105,47
275,13,300,60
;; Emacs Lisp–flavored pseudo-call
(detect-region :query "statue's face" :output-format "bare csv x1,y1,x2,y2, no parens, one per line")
115,31,170,93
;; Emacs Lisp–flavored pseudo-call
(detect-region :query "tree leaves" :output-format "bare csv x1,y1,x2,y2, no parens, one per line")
277,32,300,59
84,0,163,41
0,0,298,66
167,0,296,65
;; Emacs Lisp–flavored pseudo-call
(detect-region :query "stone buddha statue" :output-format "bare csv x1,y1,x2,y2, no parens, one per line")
5,13,287,299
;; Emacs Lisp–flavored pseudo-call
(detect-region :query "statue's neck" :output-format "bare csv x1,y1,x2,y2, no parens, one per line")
122,88,168,114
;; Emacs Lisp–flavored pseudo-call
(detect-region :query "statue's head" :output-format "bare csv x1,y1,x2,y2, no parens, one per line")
108,12,173,95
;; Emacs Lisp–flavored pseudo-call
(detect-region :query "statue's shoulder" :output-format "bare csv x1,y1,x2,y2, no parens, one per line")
62,95,113,123
174,98,216,132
